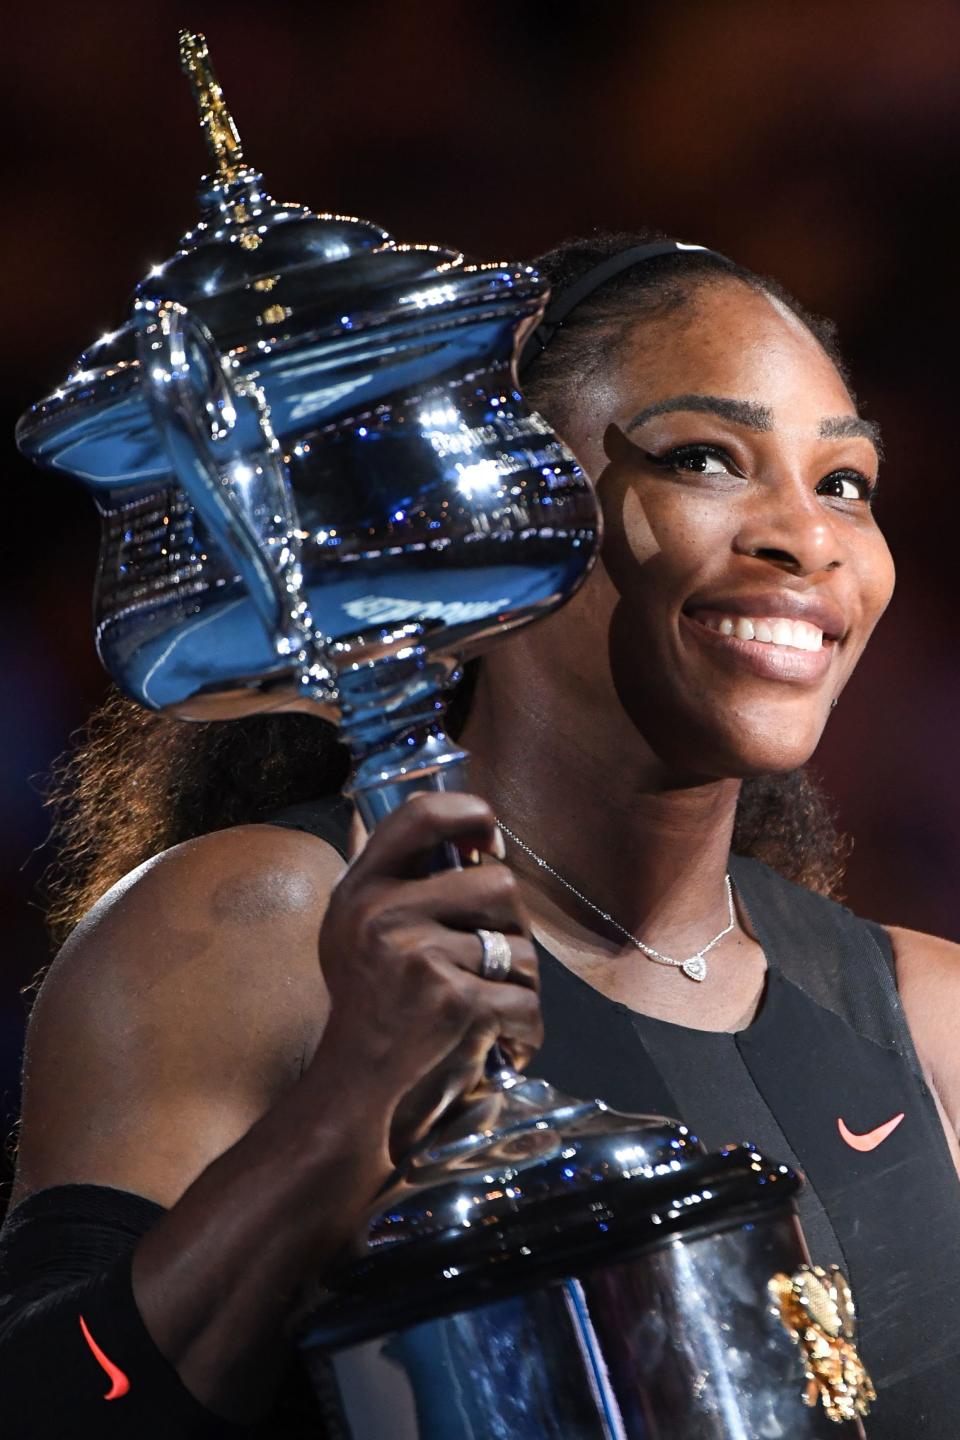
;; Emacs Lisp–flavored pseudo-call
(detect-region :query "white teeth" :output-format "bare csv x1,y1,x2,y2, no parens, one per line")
794,622,824,652
697,613,825,651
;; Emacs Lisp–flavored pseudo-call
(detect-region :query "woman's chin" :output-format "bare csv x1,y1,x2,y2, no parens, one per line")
709,735,824,781
642,707,826,782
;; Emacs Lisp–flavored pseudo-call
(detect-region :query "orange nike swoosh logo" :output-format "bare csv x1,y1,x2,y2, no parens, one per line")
79,1314,130,1400
837,1112,905,1152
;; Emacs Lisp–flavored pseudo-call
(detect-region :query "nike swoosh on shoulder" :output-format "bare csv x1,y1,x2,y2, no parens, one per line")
837,1112,905,1152
79,1314,130,1400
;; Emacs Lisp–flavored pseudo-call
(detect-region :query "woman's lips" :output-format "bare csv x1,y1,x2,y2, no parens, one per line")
682,591,845,640
680,611,835,683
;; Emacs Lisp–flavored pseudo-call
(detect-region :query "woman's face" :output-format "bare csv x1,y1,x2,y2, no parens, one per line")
537,277,895,779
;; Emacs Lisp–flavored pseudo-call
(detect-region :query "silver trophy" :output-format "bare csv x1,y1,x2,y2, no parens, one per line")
17,34,872,1437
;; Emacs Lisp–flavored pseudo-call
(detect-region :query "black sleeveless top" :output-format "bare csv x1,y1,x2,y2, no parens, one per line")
272,797,960,1439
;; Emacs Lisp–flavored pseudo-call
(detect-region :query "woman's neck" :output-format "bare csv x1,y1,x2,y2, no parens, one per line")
459,656,741,961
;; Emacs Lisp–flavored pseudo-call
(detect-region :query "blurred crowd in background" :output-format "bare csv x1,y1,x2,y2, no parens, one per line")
3,0,959,1170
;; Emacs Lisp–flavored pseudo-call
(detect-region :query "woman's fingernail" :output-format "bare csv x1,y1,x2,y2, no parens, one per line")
492,826,507,861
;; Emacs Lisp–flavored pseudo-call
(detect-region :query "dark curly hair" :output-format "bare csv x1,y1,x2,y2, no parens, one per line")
41,229,851,949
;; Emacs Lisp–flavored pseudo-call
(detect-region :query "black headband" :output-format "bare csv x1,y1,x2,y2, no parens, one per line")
518,240,734,375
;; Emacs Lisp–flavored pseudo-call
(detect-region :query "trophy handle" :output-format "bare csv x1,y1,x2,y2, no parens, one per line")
134,297,322,672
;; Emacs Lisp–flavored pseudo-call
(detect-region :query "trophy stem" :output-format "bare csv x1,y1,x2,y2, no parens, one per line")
336,644,469,828
346,732,470,832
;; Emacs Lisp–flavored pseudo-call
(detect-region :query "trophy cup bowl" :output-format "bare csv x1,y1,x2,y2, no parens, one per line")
16,32,872,1437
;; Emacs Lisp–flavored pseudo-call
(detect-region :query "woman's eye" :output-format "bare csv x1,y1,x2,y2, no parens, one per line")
652,445,737,477
817,470,875,502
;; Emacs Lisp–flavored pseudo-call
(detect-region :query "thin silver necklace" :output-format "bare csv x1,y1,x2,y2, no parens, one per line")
496,820,735,983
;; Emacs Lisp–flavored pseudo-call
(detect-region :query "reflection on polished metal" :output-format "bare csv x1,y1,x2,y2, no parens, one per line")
17,32,598,817
17,34,867,1437
302,1134,865,1437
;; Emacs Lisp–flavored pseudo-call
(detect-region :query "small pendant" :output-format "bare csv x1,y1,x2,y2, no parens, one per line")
682,954,707,982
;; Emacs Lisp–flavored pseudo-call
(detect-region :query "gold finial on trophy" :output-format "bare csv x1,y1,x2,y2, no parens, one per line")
179,30,246,184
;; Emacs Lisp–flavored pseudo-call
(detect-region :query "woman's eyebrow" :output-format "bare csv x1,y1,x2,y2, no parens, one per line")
626,395,773,432
625,396,884,460
819,414,884,457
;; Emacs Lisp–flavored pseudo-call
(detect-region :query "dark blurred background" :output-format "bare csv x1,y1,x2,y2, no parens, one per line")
3,1,959,1169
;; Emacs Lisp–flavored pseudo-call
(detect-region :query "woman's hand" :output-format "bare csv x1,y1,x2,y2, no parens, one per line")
309,792,541,1160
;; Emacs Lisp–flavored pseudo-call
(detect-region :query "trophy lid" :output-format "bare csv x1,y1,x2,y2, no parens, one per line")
17,31,542,485
137,31,391,304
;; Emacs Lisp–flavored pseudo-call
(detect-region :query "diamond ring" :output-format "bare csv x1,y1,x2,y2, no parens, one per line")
476,928,513,981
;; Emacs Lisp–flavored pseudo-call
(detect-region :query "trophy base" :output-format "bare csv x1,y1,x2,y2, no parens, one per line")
297,1081,868,1436
303,1203,863,1439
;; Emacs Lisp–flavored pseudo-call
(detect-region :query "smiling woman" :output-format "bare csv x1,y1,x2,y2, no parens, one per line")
2,231,959,1438
494,238,893,793
459,234,958,1432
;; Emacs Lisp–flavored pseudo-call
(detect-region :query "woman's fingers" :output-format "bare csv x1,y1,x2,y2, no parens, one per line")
348,792,502,880
316,789,543,1149
386,967,544,1161
403,863,529,935
456,973,545,1057
348,921,538,992
397,926,538,989
335,842,532,972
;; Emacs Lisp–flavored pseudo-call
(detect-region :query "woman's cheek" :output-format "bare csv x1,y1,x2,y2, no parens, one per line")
871,532,896,618
620,486,661,565
846,530,895,666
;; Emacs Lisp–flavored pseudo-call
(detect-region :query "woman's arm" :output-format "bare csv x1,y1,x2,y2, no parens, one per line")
7,794,540,1424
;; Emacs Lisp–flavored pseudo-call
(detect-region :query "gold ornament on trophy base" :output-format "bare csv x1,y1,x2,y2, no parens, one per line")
770,1264,876,1423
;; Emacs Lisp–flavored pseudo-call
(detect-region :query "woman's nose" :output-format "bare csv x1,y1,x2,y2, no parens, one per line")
734,486,842,576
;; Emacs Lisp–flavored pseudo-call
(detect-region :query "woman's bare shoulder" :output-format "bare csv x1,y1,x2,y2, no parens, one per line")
886,925,960,1137
14,824,346,1207
41,820,348,1032
886,923,960,999
36,822,346,1027
66,821,345,946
